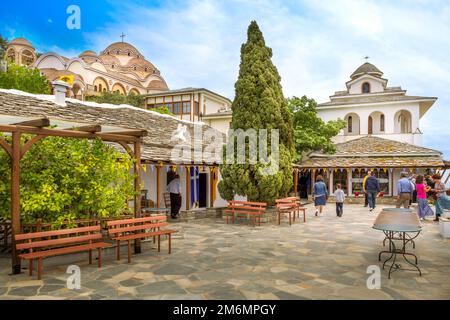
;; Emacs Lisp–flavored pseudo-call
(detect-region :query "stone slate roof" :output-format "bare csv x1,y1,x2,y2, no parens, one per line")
297,136,444,168
350,62,383,79
0,90,224,165
318,93,436,107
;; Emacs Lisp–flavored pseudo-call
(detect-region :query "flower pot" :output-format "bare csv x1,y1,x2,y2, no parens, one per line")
439,218,450,238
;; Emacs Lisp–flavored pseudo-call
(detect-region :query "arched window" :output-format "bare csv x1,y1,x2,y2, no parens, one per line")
94,85,98,92
21,50,35,66
103,88,107,92
99,84,102,92
111,64,115,69
380,114,385,132
144,67,148,72
348,116,353,133
362,82,371,94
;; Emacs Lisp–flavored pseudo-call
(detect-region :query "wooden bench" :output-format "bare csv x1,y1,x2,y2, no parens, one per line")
224,200,267,226
15,225,112,280
107,216,177,263
276,197,307,225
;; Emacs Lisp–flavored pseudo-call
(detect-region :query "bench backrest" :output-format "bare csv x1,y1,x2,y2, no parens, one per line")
107,216,168,236
227,200,267,212
15,225,103,252
276,197,301,208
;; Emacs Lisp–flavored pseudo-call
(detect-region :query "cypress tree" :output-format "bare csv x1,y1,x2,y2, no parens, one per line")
218,21,294,204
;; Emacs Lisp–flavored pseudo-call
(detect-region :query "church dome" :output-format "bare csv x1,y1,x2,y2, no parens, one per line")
101,42,142,58
350,62,383,80
125,57,156,72
9,37,34,48
98,54,121,68
79,50,98,58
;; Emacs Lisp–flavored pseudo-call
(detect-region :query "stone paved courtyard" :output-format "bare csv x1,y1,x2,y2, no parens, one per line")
0,204,449,300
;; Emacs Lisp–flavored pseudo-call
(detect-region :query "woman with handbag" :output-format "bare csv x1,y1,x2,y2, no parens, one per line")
432,174,450,221
313,175,328,216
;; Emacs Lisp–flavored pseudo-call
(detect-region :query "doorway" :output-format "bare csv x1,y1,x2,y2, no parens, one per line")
199,173,207,208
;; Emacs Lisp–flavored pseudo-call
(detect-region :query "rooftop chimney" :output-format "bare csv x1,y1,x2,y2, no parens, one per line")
52,80,71,106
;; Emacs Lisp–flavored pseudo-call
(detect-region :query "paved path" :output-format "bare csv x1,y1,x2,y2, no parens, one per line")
0,204,449,300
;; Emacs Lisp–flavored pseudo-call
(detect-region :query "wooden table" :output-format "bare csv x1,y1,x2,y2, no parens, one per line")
373,208,422,279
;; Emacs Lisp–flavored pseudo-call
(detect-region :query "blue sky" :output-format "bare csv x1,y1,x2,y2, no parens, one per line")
1,0,450,158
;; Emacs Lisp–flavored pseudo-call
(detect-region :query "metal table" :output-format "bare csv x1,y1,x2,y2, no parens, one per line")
373,209,422,279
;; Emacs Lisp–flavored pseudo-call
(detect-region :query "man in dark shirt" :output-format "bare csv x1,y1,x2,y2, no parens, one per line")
365,172,381,212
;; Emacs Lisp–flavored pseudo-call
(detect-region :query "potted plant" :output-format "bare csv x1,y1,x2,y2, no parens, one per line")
354,192,360,197
379,192,384,198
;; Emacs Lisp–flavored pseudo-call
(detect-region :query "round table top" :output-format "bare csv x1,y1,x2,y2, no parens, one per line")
373,209,421,233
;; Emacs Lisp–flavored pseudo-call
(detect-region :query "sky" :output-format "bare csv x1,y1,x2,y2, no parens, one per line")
1,0,450,158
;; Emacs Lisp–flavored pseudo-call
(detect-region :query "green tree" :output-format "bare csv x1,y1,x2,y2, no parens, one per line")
0,35,8,59
218,21,294,204
0,63,49,94
151,105,172,115
0,134,135,227
288,95,346,161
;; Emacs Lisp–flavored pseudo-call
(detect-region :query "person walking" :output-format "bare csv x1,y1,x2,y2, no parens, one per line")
396,172,413,209
432,174,450,222
415,175,434,220
365,172,380,212
362,171,372,207
166,174,182,219
333,183,345,217
313,175,328,216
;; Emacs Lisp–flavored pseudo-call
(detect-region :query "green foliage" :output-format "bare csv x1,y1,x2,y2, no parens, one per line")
218,21,294,204
0,134,135,226
85,91,145,109
288,95,346,161
0,63,49,94
0,35,7,59
151,105,172,115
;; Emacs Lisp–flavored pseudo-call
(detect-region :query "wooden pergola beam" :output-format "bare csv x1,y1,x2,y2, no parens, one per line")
0,124,141,143
109,130,148,137
12,118,50,128
66,124,102,133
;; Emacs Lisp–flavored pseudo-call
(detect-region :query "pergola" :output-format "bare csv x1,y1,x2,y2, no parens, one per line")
0,116,147,275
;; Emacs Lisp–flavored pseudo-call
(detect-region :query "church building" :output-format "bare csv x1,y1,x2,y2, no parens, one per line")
296,62,449,199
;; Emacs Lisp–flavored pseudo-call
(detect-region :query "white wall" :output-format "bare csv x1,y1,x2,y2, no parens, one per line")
318,102,422,145
206,117,231,134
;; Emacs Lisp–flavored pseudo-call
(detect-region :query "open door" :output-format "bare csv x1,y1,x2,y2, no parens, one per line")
199,173,207,208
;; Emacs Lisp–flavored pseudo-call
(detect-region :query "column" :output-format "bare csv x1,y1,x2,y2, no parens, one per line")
156,166,161,208
185,166,190,210
329,170,334,194
347,169,352,196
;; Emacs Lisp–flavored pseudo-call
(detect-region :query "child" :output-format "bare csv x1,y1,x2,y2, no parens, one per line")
415,175,434,220
334,183,345,217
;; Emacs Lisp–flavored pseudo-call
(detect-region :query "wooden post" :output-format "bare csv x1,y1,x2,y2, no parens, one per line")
311,169,316,196
11,132,21,274
293,169,298,196
133,141,142,254
185,166,190,210
156,166,161,208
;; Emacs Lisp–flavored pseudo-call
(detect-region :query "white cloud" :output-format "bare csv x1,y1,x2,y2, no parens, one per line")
80,0,450,157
